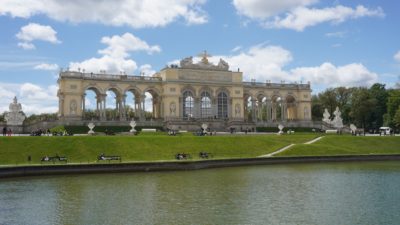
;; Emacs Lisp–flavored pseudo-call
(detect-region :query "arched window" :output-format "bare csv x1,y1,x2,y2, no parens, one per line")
183,91,194,119
200,92,212,118
217,92,228,118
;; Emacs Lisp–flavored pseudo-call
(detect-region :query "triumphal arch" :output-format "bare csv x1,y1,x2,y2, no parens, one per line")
58,53,312,130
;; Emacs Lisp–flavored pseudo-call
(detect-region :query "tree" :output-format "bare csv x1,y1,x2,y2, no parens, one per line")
334,87,352,124
311,95,323,121
385,89,400,127
350,87,377,129
393,106,400,128
369,83,388,129
318,88,337,117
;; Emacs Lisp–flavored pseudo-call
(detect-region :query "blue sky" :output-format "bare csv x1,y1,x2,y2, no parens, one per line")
0,0,399,114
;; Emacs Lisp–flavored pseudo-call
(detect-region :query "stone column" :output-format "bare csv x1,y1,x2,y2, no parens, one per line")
266,100,272,122
251,99,256,122
281,102,287,121
82,94,86,119
194,97,200,119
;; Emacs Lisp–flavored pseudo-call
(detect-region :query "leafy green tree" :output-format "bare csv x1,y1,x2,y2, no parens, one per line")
350,88,377,129
393,106,400,128
385,89,400,127
334,87,352,124
311,95,323,121
318,88,337,117
369,83,388,129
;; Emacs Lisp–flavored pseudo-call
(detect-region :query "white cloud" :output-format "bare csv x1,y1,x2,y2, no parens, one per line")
17,42,35,50
139,64,156,76
0,82,58,115
98,33,161,58
34,63,59,71
70,55,138,75
394,51,400,63
233,1,384,31
16,23,60,49
266,5,384,31
1,0,208,28
233,0,317,19
69,33,158,75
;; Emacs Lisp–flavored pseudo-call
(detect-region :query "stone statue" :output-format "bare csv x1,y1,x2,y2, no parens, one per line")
70,100,77,115
218,58,229,70
322,108,331,124
170,102,176,116
180,56,193,67
4,96,25,126
332,106,343,128
235,103,241,116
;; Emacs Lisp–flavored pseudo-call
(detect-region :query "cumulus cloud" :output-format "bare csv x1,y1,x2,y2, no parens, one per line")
233,0,384,31
1,0,207,28
17,42,35,50
0,82,58,115
266,5,384,31
98,33,161,58
69,33,158,75
394,51,400,63
16,23,60,49
34,63,59,70
233,0,317,19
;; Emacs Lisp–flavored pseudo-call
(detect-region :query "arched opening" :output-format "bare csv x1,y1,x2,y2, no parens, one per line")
271,95,282,122
143,91,155,120
200,91,212,118
183,90,194,119
105,89,121,121
286,95,297,120
260,96,268,122
217,92,228,119
83,87,101,120
244,95,252,122
125,89,141,120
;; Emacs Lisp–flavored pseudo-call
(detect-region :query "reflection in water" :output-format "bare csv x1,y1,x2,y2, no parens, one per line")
1,161,400,225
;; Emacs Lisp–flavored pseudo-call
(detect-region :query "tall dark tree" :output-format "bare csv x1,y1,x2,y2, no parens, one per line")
385,89,400,127
318,88,337,118
311,95,323,121
334,87,352,124
350,88,377,129
368,83,388,129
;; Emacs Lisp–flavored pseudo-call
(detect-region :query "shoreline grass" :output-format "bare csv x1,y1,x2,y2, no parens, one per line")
0,134,318,165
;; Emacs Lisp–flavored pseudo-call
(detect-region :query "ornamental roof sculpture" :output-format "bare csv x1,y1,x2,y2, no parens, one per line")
179,51,230,71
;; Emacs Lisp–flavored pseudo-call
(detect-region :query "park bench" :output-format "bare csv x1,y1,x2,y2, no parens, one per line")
199,152,213,159
41,155,68,163
175,153,191,160
97,154,122,162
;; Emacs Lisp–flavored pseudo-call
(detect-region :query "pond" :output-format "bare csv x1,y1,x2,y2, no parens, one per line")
1,161,400,225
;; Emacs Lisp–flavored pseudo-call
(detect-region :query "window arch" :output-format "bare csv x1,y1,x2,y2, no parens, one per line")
200,92,212,118
183,91,194,119
217,92,228,118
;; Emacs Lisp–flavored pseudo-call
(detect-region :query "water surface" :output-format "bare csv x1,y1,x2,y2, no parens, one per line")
1,161,399,225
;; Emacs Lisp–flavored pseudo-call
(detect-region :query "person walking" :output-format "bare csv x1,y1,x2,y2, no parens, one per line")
2,127,6,136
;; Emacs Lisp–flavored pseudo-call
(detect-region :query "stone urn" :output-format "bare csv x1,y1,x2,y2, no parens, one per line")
277,124,284,135
88,122,95,135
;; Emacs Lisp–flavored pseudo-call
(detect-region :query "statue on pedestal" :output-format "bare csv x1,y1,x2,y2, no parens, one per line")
322,108,331,124
332,106,343,129
4,97,25,126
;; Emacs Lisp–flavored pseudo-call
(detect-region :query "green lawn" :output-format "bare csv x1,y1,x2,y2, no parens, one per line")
0,133,318,165
276,135,400,157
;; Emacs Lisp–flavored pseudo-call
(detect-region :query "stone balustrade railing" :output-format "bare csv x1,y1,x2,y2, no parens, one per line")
60,71,162,82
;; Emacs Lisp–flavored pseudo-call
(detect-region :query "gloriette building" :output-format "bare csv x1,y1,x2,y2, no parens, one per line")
58,53,312,131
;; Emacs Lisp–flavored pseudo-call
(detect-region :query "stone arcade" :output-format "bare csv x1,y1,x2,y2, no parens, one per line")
57,53,312,131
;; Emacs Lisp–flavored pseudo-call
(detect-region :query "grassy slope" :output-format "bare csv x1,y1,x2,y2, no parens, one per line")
277,135,400,157
0,134,317,165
